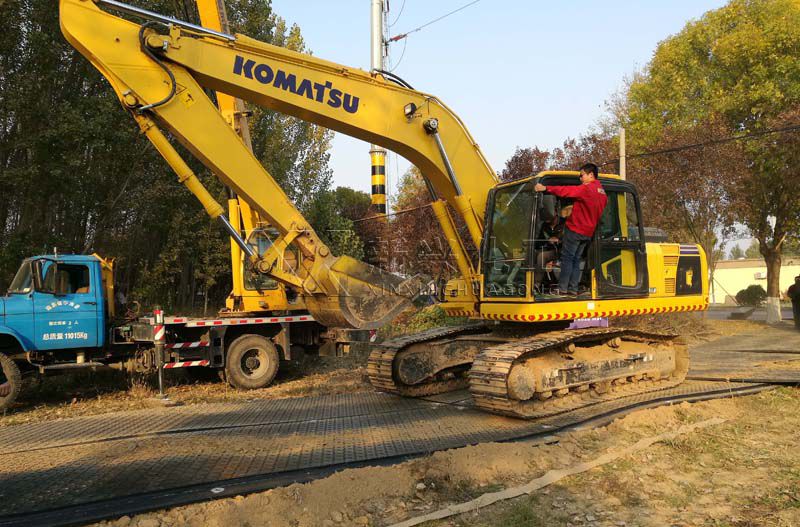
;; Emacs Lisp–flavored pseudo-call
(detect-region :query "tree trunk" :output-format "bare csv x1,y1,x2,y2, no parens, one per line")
764,249,783,324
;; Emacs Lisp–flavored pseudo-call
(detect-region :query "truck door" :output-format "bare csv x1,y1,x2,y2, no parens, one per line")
593,185,649,298
33,260,100,350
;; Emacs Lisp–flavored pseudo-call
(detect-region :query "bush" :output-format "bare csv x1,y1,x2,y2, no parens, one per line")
735,284,767,306
378,305,467,341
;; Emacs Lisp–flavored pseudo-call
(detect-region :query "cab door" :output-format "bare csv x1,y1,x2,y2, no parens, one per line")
33,260,100,350
593,183,649,298
481,181,535,299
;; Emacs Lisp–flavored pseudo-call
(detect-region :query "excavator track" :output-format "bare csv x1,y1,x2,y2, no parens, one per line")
469,327,688,419
367,324,491,397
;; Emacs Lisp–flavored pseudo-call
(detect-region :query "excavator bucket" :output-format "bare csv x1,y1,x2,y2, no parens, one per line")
304,256,428,330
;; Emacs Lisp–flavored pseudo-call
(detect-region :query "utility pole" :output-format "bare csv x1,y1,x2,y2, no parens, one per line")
619,127,626,180
370,0,388,215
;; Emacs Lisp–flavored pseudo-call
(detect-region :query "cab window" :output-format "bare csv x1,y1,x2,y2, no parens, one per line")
42,264,91,295
243,229,302,291
7,261,33,294
598,191,641,241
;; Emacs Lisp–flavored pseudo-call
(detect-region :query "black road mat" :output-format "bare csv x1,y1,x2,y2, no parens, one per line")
688,323,800,383
0,380,764,522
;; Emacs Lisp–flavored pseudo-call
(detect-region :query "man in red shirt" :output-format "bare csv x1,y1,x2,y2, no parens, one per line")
534,163,607,297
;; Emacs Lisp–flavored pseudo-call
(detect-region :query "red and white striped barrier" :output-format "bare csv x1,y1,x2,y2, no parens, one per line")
183,315,313,327
153,308,165,343
163,360,210,369
144,314,315,327
165,341,210,349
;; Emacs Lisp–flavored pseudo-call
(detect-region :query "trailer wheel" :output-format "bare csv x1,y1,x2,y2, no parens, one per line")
225,335,279,390
0,353,22,412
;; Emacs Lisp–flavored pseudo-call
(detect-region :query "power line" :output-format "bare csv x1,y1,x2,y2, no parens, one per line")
388,0,481,43
388,0,406,27
388,38,408,72
600,122,800,167
352,202,432,223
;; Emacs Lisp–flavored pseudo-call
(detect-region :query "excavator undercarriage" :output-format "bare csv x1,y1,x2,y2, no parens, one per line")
367,324,688,419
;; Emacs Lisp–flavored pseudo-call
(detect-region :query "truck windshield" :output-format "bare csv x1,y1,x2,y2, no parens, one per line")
7,261,33,294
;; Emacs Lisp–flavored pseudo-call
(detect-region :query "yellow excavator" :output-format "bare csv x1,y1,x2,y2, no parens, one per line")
59,0,708,418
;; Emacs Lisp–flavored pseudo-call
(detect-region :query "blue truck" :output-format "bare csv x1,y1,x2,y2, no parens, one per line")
0,254,365,410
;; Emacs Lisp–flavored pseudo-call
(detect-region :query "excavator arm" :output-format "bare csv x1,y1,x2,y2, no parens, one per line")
59,0,498,326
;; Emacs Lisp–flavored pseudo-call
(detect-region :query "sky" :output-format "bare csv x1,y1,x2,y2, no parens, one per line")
269,0,728,203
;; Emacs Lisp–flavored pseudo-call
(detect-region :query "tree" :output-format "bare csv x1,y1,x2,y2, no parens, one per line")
729,245,744,260
500,147,550,181
304,187,370,260
390,168,445,276
624,0,800,322
623,118,743,277
745,240,761,259
549,132,617,172
500,132,618,183
785,236,800,257
331,186,373,223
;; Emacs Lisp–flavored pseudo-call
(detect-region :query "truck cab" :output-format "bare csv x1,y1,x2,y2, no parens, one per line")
1,255,107,361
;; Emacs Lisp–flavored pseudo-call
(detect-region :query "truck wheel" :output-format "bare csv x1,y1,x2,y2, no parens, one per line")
225,335,279,390
0,353,22,412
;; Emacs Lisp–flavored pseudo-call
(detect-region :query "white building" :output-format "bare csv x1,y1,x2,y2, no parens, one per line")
711,258,800,305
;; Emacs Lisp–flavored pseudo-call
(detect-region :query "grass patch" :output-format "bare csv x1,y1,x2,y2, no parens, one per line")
576,469,646,509
446,494,572,527
663,481,700,509
434,480,505,504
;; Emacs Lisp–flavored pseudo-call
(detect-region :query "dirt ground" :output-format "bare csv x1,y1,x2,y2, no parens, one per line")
93,387,800,527
0,316,762,427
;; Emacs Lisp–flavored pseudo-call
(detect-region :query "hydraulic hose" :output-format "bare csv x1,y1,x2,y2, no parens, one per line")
137,21,177,113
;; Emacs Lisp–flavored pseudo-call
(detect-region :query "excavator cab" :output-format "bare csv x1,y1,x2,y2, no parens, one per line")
481,171,649,302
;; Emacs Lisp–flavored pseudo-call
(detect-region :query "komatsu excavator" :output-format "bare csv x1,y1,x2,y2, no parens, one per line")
59,0,708,419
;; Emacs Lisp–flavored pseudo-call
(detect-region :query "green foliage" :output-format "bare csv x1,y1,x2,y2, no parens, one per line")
304,187,371,260
627,0,800,140
331,186,373,222
306,191,364,260
786,237,800,257
736,284,768,307
380,305,466,340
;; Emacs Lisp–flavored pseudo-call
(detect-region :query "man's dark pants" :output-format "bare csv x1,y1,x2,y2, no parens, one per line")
793,299,800,330
559,227,591,294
